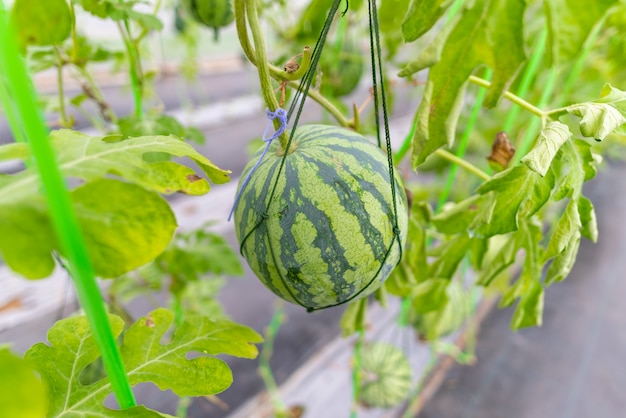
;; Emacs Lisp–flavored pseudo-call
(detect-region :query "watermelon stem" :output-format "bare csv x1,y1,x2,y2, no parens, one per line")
234,0,352,130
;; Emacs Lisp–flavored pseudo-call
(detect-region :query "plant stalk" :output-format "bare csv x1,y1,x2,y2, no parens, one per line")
434,149,490,181
259,302,288,417
468,75,545,118
117,20,143,119
54,47,70,128
350,329,365,418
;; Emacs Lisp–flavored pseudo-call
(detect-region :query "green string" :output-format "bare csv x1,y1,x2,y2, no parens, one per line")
0,1,136,409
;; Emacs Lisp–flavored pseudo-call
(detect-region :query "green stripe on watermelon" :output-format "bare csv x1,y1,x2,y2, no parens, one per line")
235,125,408,310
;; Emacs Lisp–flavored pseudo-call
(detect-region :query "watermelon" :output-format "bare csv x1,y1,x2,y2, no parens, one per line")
320,43,364,97
234,125,408,310
360,342,412,408
181,0,234,40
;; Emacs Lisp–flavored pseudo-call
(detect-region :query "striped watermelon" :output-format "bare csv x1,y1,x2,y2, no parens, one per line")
360,342,412,408
234,125,408,310
181,0,234,40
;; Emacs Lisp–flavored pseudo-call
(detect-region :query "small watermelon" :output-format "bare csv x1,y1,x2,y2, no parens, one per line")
320,43,364,97
234,125,408,310
360,342,412,408
181,0,234,40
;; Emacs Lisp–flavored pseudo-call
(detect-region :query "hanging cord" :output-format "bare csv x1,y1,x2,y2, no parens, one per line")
228,108,287,221
367,0,402,247
238,0,342,251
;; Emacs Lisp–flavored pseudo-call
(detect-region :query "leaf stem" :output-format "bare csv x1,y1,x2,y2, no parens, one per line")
434,149,490,181
437,68,492,211
286,80,352,127
135,0,163,43
350,328,364,418
117,20,143,119
54,47,70,128
68,0,79,63
468,75,545,118
73,65,117,123
259,302,288,417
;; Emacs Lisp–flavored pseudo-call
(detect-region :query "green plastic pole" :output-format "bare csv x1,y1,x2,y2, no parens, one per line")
0,1,136,409
502,27,547,133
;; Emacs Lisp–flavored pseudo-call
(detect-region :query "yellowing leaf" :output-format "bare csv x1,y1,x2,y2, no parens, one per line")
0,130,229,279
25,308,262,417
0,179,176,279
10,0,71,48
0,348,48,418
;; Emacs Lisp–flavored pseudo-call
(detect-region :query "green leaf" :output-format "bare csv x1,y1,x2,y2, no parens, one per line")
431,194,481,234
125,9,164,31
428,233,471,279
73,0,111,19
543,199,581,261
510,278,544,329
397,14,459,77
180,278,228,320
0,179,176,279
0,130,228,279
477,234,518,286
73,179,177,277
402,0,453,42
521,121,572,176
496,220,544,329
469,237,489,271
10,0,72,48
157,226,243,290
385,202,430,296
412,280,470,340
544,0,618,66
0,348,48,418
0,142,29,162
184,126,206,145
474,165,554,236
411,0,526,165
118,114,185,138
25,308,262,417
411,278,449,313
545,233,581,285
565,84,626,140
340,298,367,336
578,196,598,242
380,0,412,58
552,139,597,201
0,130,229,204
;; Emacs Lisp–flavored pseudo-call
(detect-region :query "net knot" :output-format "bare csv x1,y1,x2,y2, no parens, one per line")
228,108,288,221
